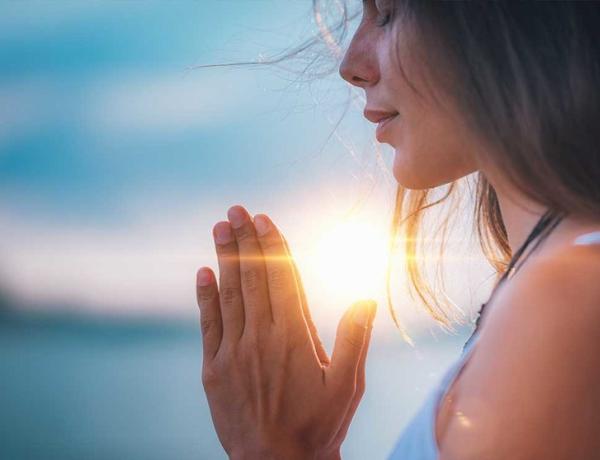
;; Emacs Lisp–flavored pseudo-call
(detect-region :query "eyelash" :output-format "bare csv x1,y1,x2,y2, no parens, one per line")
376,12,392,27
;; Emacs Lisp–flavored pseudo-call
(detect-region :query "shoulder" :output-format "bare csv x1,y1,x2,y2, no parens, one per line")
508,239,600,328
438,240,600,460
484,235,600,356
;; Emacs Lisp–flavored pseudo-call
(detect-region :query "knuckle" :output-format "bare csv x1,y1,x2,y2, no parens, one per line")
268,266,288,291
241,267,262,293
343,333,364,352
197,285,216,304
200,316,219,335
221,285,242,306
234,224,255,242
259,234,281,251
217,244,238,259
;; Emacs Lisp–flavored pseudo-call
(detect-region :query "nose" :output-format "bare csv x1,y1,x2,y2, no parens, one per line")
338,29,380,88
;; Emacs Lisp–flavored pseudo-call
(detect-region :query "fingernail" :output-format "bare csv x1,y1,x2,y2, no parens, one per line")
227,206,247,229
353,301,375,327
254,214,270,236
197,267,214,287
214,222,233,245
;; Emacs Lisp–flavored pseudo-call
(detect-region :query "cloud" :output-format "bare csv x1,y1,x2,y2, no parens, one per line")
0,68,262,147
0,207,213,318
87,70,261,135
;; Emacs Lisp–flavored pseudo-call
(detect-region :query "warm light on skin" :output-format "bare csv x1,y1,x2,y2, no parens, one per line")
455,411,472,429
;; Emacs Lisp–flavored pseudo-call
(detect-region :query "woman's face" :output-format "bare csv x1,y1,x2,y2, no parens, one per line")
339,0,480,189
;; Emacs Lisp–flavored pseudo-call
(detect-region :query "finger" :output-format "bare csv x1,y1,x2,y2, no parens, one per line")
328,300,376,390
196,267,223,360
332,310,375,444
253,214,310,340
355,308,374,399
227,205,272,329
213,221,245,343
281,234,330,364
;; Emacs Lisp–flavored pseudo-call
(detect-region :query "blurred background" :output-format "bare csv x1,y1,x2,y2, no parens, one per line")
0,1,496,458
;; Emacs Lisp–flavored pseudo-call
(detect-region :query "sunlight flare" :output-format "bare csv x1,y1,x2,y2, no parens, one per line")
302,219,390,305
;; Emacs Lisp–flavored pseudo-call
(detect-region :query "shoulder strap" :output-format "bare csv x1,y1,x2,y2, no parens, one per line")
462,209,565,352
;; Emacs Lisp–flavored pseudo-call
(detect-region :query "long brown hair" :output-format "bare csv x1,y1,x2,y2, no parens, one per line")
380,1,600,338
194,1,600,340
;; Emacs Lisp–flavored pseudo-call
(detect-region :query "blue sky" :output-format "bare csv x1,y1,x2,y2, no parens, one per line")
0,1,352,221
0,1,491,339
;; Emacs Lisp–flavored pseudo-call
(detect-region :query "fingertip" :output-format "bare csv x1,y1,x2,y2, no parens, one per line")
213,221,233,245
197,267,215,287
227,205,249,229
368,300,377,319
351,300,377,328
366,300,377,327
227,204,246,215
253,214,272,237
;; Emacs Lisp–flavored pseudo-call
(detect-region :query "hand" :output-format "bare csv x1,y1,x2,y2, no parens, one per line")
196,205,377,460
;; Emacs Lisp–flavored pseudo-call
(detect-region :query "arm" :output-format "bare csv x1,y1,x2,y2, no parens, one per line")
438,244,600,460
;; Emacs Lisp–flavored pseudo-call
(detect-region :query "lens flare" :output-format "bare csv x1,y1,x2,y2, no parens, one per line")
303,220,389,306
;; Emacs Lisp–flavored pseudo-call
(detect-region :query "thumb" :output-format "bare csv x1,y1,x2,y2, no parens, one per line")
329,300,376,388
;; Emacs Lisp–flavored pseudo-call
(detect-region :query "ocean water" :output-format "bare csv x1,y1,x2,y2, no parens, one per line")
0,312,470,460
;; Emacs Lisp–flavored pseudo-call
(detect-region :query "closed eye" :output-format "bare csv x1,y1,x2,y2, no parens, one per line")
373,0,393,27
376,11,391,27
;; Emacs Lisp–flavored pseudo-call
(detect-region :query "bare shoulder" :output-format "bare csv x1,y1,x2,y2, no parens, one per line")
513,238,600,322
438,239,600,460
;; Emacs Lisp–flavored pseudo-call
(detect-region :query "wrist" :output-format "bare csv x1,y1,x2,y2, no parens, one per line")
229,443,340,460
229,448,308,460
317,449,341,460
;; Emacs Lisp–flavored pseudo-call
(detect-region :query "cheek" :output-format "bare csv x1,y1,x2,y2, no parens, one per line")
390,116,478,189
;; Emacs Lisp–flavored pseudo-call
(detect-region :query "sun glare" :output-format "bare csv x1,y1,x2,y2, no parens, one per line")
302,220,390,306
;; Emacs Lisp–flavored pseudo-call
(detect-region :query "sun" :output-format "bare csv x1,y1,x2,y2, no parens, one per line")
301,220,391,307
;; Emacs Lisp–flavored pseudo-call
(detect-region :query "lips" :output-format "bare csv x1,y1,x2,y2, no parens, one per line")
364,109,400,143
363,109,399,124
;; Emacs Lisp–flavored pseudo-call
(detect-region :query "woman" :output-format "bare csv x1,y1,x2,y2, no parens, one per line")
195,1,600,458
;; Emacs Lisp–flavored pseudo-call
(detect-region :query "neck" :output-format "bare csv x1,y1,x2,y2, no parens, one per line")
485,174,547,254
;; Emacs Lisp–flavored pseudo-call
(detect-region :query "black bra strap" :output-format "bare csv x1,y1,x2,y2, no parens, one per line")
462,209,565,352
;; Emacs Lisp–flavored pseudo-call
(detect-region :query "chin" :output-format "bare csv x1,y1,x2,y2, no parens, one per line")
392,148,475,190
392,151,449,190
